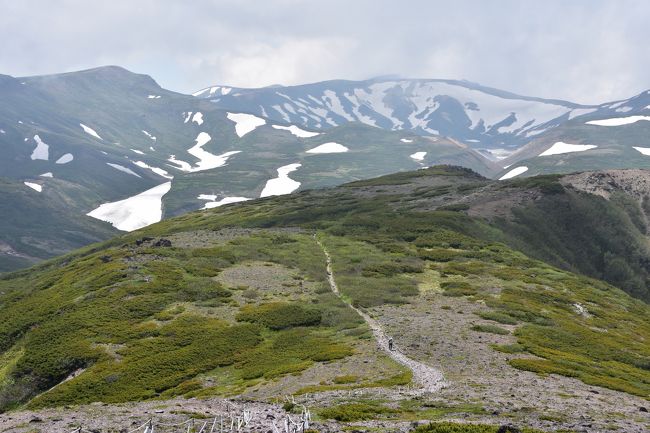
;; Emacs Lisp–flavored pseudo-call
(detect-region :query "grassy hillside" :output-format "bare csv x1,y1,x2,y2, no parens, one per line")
0,166,648,430
0,178,118,271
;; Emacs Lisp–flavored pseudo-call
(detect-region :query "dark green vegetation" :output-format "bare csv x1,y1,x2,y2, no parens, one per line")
496,176,650,302
0,232,361,410
1,165,649,412
318,399,489,424
412,422,545,433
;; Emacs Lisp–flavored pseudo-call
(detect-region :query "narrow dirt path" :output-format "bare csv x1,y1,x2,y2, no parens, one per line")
315,236,446,394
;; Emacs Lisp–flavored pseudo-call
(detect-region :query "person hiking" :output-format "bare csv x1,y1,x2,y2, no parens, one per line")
388,337,394,351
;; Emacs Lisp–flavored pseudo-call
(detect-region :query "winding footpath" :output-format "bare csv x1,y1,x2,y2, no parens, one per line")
315,236,446,394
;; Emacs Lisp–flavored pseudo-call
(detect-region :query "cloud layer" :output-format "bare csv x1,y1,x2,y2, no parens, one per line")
1,0,648,103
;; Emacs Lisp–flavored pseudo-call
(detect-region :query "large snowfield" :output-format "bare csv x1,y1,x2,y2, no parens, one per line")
87,181,172,231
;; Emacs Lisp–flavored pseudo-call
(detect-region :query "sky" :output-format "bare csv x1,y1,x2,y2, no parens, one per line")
0,0,648,104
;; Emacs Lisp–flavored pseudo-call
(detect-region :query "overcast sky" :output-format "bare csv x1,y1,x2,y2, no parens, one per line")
1,0,648,104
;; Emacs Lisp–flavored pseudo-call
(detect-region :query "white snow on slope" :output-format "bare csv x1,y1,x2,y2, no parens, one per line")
202,196,251,209
260,163,301,197
633,147,650,155
400,138,414,143
107,163,141,177
167,132,240,172
227,112,266,137
197,194,217,201
40,172,53,178
133,161,173,179
192,86,232,97
24,182,42,192
306,142,349,154
568,108,597,120
539,142,598,156
142,130,156,140
131,148,145,155
87,181,172,231
499,166,528,180
147,95,161,99
0,129,5,134
271,124,320,138
30,135,49,160
192,112,204,125
80,123,102,140
55,153,73,164
410,151,427,161
183,112,193,123
274,81,577,136
586,115,650,126
167,155,192,171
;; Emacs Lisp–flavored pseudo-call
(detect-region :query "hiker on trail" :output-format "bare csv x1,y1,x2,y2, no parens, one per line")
388,337,394,351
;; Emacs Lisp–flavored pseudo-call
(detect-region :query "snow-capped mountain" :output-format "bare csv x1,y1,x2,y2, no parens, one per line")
2,66,650,270
0,67,497,270
197,78,601,154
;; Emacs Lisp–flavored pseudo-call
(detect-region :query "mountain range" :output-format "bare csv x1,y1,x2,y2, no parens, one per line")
1,66,650,270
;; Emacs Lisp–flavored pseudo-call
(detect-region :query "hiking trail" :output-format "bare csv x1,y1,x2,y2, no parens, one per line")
315,236,446,393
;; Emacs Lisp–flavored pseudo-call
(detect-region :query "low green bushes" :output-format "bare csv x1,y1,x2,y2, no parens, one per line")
319,402,398,421
236,302,322,330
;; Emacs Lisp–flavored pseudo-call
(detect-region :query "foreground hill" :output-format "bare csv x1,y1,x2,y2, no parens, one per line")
1,166,648,432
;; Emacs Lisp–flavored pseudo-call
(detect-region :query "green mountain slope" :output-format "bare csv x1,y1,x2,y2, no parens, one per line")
0,177,117,271
0,166,648,432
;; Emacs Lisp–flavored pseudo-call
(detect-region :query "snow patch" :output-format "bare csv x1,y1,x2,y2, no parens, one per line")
202,196,251,209
80,123,102,140
55,153,73,164
24,182,42,192
586,116,650,126
539,142,598,156
147,95,161,99
142,130,156,141
499,166,528,180
410,152,427,161
271,124,320,138
130,148,145,155
133,161,173,179
192,112,204,125
632,147,650,156
306,142,349,154
400,138,414,143
227,112,266,137
183,112,193,123
260,163,301,197
107,163,141,177
39,172,53,178
30,135,49,160
168,132,240,172
87,181,172,231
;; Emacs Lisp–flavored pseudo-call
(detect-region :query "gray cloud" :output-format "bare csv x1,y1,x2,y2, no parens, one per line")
0,0,648,103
